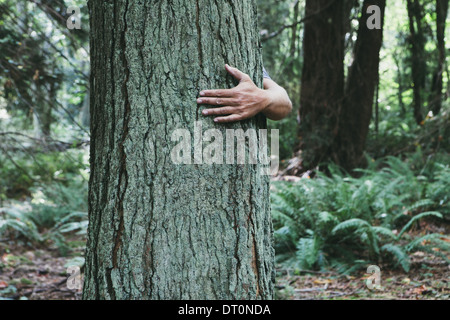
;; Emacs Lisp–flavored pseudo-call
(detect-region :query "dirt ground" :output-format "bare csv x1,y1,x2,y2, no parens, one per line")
0,238,84,300
275,256,449,300
0,236,448,300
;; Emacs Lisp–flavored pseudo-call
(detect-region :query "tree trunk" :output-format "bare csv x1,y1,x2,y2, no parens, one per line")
289,0,300,58
331,0,386,171
393,54,406,114
83,0,274,300
407,0,427,125
299,0,346,169
430,0,449,115
299,0,386,172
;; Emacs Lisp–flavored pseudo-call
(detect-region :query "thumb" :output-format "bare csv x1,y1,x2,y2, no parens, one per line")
225,64,250,82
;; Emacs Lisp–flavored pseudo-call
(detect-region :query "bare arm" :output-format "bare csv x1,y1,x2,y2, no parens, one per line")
261,77,293,121
197,64,292,123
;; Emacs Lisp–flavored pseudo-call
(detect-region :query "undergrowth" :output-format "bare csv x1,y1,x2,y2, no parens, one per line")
271,152,450,274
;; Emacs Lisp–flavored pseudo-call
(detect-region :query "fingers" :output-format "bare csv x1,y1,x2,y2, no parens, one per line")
202,107,235,116
198,65,250,98
197,97,239,106
225,64,251,82
200,89,235,98
196,64,253,124
214,114,242,123
201,106,244,123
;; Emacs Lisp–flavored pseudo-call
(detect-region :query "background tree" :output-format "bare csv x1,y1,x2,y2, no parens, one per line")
430,0,450,115
298,0,386,171
298,0,346,170
406,0,429,124
82,0,274,300
332,0,386,171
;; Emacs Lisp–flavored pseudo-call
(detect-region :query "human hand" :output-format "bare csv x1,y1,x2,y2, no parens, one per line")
197,64,272,123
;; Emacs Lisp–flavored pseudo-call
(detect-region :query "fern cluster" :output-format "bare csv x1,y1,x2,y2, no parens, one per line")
0,180,88,255
271,155,450,273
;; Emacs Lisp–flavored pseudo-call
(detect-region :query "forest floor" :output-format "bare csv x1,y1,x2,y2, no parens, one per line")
275,221,450,300
0,233,448,300
0,236,85,300
275,255,449,300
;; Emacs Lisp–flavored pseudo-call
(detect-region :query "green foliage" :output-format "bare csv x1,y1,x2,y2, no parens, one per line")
258,0,303,160
381,244,411,272
271,156,450,273
0,148,88,255
0,200,87,255
0,207,41,243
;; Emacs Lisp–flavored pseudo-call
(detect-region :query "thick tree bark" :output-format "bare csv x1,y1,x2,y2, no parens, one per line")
83,0,274,300
331,0,386,171
299,0,345,169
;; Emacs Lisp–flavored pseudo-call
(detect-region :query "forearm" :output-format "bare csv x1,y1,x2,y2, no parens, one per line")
261,78,293,121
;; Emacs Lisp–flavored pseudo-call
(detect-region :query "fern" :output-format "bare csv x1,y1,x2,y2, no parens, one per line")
0,219,41,242
372,226,397,240
406,199,435,213
271,155,450,273
0,207,41,242
397,211,443,238
58,221,88,235
332,219,371,234
406,234,450,253
296,234,324,270
381,244,410,272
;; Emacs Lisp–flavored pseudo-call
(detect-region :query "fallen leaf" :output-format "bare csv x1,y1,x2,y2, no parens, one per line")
313,279,334,285
412,285,432,295
0,281,9,289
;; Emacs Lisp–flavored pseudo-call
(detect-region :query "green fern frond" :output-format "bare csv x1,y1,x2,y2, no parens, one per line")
58,221,89,235
406,199,435,212
296,235,322,270
332,219,371,234
381,244,410,272
372,226,397,239
0,218,41,242
398,211,443,238
406,234,450,252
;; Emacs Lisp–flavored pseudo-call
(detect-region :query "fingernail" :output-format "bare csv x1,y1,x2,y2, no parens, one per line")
197,99,203,103
200,91,205,96
203,110,208,115
214,119,219,123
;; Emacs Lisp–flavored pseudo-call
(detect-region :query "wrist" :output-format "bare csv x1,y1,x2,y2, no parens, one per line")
260,88,273,113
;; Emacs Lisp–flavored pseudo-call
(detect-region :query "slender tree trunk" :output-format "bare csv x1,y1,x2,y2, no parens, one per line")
407,0,427,125
299,0,345,169
331,0,386,171
375,75,380,136
83,0,274,300
289,0,300,58
430,0,449,115
393,54,406,114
